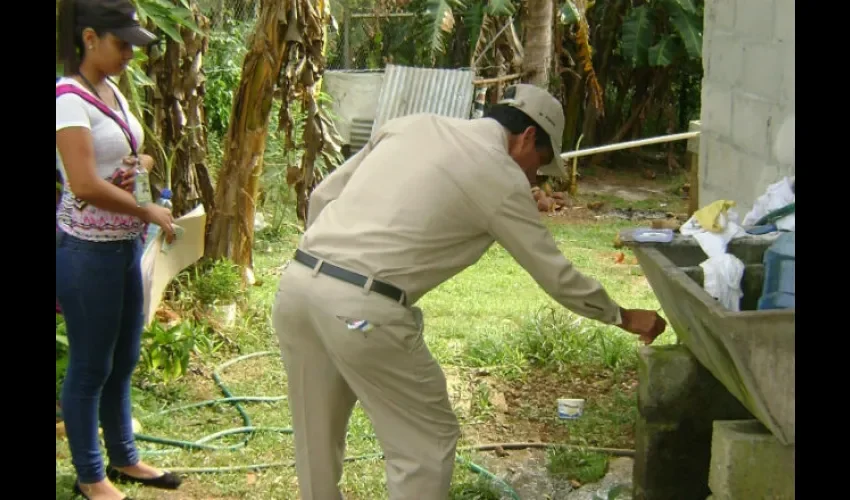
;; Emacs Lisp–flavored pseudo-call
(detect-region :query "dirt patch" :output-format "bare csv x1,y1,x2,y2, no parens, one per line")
449,367,638,452
132,482,244,500
580,182,654,202
542,207,603,224
183,370,221,402
536,172,689,226
445,364,638,498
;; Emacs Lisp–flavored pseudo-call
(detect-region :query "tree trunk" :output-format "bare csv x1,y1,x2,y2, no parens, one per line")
608,69,668,144
293,93,320,223
275,0,339,225
581,0,626,157
562,78,584,151
148,2,215,218
605,75,630,140
522,0,554,88
205,0,291,277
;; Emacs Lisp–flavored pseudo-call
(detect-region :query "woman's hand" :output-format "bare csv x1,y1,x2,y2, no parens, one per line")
130,154,155,172
118,155,155,191
140,203,176,244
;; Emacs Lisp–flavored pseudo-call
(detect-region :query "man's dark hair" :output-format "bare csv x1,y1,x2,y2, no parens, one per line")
484,104,552,152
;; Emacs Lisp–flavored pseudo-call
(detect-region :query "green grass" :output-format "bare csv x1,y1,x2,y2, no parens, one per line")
55,214,676,499
547,447,609,485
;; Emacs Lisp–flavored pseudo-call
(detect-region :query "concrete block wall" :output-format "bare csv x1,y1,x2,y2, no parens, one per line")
699,0,795,213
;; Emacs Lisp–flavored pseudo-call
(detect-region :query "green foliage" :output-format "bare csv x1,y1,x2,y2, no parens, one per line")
134,0,203,43
560,0,581,25
464,308,639,378
547,447,609,484
422,0,466,57
448,477,503,499
648,35,680,67
663,0,703,58
621,5,654,67
485,0,516,17
620,0,703,68
139,321,196,384
204,17,252,136
190,259,243,305
122,50,157,129
56,314,69,400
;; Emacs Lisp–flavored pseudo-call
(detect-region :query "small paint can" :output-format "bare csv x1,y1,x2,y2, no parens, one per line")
557,398,585,420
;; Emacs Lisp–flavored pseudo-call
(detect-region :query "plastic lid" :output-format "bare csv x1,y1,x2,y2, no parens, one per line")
161,188,172,199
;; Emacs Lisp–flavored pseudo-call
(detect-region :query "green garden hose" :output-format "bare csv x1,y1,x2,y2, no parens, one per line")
753,201,795,227
58,351,635,499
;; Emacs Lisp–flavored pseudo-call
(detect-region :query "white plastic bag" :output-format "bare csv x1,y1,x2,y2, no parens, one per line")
700,254,746,311
680,209,746,258
742,177,795,231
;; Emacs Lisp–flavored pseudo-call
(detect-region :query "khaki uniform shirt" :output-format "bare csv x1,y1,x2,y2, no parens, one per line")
300,114,622,325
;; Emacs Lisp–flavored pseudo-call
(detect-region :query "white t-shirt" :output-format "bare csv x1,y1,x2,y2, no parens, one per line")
56,77,146,241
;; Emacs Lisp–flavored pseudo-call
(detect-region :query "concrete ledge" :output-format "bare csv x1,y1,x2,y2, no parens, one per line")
709,420,795,499
634,346,752,500
637,345,751,424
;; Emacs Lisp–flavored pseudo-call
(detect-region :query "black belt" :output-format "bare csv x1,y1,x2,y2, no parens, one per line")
293,249,407,305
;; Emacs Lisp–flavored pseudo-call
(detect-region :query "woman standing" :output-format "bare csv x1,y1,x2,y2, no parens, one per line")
56,1,181,498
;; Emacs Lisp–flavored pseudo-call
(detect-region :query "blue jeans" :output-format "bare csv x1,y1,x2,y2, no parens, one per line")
56,231,145,484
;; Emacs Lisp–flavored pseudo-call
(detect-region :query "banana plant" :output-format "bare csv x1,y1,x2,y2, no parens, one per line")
133,0,203,42
413,0,516,60
619,0,703,68
560,0,604,114
123,0,205,194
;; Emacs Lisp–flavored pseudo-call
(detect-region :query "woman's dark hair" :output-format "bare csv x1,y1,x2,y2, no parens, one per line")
58,0,105,76
484,104,552,152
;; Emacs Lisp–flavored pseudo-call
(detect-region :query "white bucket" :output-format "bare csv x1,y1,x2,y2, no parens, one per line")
557,398,585,420
213,302,238,327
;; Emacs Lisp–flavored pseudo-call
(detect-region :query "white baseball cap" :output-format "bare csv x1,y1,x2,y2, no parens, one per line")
497,84,566,177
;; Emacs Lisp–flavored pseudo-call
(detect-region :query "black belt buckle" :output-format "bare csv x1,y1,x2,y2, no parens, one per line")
294,250,406,305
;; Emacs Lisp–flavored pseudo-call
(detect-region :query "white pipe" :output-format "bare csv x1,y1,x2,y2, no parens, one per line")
560,131,700,160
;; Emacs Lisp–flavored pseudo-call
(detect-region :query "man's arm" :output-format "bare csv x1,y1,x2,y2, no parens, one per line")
306,145,370,229
305,124,395,228
487,186,623,325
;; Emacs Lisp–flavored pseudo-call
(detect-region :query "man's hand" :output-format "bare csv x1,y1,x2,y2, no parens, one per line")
618,308,667,345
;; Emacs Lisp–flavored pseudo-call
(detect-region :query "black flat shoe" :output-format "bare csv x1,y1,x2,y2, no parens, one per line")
73,481,132,500
106,465,183,490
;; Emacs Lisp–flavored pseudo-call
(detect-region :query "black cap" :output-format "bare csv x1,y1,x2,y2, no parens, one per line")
76,0,158,47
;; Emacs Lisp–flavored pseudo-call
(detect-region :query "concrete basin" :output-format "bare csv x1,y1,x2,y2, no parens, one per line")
619,230,795,445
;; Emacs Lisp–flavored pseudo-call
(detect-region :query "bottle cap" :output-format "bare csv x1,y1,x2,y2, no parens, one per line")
161,188,172,199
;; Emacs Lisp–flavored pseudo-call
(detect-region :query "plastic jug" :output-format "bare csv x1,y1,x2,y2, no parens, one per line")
757,231,795,310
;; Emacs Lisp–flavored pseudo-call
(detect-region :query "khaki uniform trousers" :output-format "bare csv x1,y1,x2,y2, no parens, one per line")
271,259,460,500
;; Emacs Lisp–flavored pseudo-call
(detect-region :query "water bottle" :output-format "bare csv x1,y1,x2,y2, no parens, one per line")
144,188,173,250
757,231,795,310
133,164,154,206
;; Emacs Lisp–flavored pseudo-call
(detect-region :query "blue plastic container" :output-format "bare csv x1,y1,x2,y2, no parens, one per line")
757,231,795,310
632,228,674,243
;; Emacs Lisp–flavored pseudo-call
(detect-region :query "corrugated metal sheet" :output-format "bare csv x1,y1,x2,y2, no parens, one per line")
350,118,374,153
371,64,475,137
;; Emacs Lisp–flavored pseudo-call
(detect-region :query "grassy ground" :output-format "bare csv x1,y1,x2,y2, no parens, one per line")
55,170,686,499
